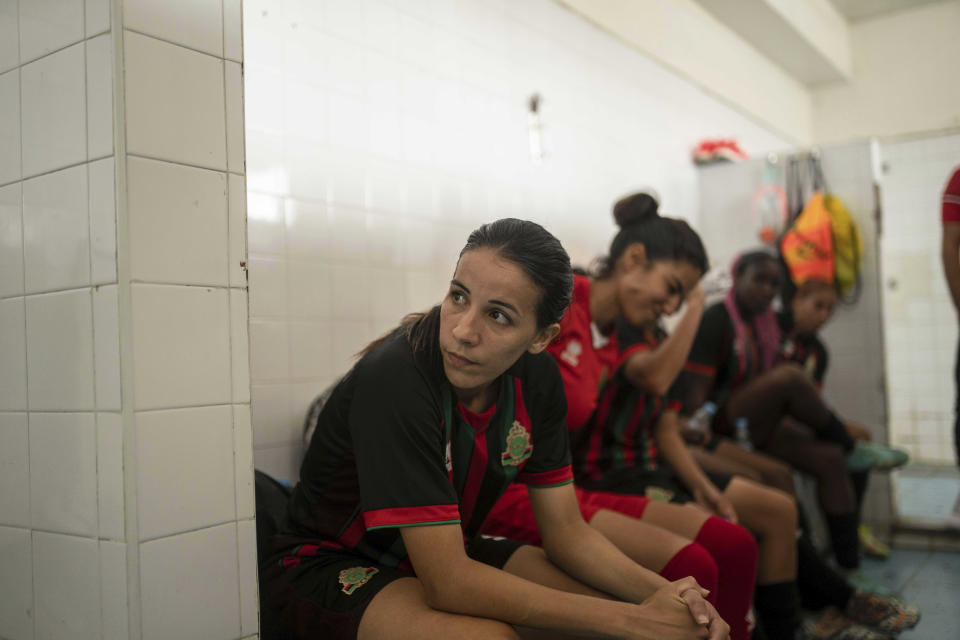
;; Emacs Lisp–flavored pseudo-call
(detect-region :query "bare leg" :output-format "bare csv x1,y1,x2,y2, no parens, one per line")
588,508,694,572
710,440,796,497
722,477,797,583
689,447,763,485
359,577,521,640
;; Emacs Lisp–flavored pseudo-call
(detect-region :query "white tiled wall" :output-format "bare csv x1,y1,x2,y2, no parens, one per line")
0,1,255,638
0,4,124,639
243,0,791,482
880,133,960,465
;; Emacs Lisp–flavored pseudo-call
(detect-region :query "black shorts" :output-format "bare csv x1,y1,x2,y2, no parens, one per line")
578,465,732,505
260,535,526,640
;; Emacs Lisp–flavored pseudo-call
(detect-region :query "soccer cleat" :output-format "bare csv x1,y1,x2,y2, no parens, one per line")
845,441,909,472
845,590,921,633
858,524,890,559
802,608,894,640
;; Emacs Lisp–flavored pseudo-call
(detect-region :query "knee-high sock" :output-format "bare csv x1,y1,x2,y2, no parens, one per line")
796,533,854,611
693,516,758,640
659,542,719,605
825,512,860,570
754,581,799,640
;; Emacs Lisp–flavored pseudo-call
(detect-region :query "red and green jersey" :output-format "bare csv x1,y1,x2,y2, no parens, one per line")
285,329,573,570
572,322,682,482
547,275,621,432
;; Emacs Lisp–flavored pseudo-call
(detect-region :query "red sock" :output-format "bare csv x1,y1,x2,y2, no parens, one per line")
659,542,719,606
694,516,758,640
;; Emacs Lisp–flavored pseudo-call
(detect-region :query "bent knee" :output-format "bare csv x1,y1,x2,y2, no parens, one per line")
767,363,811,390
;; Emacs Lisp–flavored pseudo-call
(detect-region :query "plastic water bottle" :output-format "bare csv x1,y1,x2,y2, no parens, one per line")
735,417,753,451
686,401,717,444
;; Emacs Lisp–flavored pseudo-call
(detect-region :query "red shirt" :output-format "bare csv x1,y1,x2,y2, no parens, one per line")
547,276,620,431
943,166,960,224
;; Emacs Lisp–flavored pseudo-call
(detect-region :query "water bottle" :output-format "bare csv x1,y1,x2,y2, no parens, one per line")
686,401,717,445
735,417,753,451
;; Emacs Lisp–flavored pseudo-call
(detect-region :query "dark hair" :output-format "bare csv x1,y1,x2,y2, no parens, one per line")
595,192,709,277
733,249,780,279
370,219,574,362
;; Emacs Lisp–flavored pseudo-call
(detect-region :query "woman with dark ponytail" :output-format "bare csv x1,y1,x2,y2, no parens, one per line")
260,219,727,640
483,194,778,640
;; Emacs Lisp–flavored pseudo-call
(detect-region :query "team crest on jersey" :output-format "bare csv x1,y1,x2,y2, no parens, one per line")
338,566,379,595
560,340,582,367
501,421,533,466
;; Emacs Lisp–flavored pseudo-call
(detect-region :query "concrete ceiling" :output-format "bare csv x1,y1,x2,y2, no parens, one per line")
829,0,947,22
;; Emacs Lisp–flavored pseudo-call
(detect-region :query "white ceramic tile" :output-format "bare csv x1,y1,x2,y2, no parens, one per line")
93,284,120,411
224,0,243,62
0,0,18,73
250,384,297,446
284,141,331,201
131,284,232,410
127,156,229,286
125,32,227,170
369,266,407,321
226,61,245,174
0,183,22,298
326,205,367,263
33,530,100,640
243,66,283,136
230,289,251,403
365,211,405,266
328,92,370,151
246,191,284,256
25,289,95,410
29,412,98,536
99,541,128,640
288,321,333,380
0,525,33,640
237,519,259,636
88,156,117,284
331,265,371,320
228,174,248,287
22,164,90,293
247,257,287,317
0,413,29,527
20,43,87,177
18,0,84,62
125,0,223,57
249,320,289,382
97,412,124,540
234,405,255,519
137,405,236,539
252,444,300,484
86,34,114,159
286,261,332,319
140,523,241,640
0,297,26,411
283,198,329,259
0,69,19,184
86,0,111,37
284,81,328,143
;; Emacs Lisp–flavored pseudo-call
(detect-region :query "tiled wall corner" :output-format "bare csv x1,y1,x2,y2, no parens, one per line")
0,1,255,638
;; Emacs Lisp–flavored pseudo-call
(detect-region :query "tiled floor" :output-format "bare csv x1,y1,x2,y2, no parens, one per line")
894,465,960,526
857,548,960,638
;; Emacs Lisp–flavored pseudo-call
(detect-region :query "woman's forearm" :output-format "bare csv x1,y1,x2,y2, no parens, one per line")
624,296,705,396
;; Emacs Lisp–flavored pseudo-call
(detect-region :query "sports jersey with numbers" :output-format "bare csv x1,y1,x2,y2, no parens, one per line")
284,328,573,570
777,311,828,389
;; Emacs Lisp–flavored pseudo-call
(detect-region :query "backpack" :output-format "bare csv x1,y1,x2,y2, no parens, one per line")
780,155,863,301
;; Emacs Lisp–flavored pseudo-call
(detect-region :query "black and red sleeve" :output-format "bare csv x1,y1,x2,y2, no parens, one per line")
349,348,461,531
515,353,574,488
684,303,729,379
